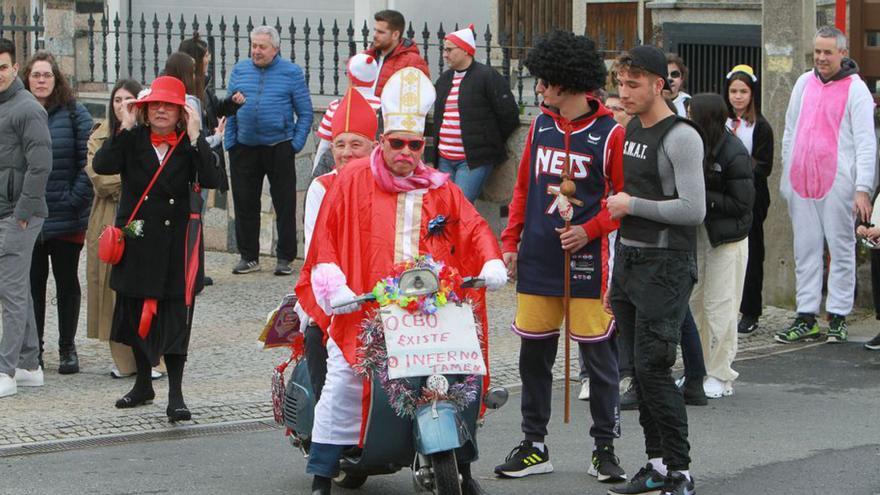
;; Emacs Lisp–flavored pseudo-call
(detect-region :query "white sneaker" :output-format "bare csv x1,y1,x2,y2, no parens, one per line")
722,380,735,397
0,373,17,398
703,376,726,399
14,366,44,387
151,369,165,380
578,378,590,400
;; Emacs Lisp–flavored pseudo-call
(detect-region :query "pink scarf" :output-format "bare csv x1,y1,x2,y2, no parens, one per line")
369,146,448,193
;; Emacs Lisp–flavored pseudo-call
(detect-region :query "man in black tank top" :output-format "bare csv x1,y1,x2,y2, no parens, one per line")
604,46,705,495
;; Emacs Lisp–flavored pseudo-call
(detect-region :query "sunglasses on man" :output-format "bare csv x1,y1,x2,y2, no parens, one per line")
387,137,426,151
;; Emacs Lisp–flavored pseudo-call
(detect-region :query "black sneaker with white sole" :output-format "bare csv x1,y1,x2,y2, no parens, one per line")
232,259,260,274
588,444,626,482
607,463,666,494
865,333,880,350
660,472,695,495
494,440,553,478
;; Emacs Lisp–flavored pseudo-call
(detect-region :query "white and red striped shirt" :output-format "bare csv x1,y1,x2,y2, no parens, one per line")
438,71,466,161
315,89,381,142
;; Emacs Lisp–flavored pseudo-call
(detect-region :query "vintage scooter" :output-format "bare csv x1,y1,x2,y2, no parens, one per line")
281,266,508,494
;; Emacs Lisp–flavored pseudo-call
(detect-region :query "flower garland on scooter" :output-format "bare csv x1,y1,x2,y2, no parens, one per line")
354,255,482,418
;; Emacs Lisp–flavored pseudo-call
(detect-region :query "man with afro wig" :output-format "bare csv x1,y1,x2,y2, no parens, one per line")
495,30,627,483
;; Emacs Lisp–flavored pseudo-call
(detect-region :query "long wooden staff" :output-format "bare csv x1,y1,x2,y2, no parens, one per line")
558,172,580,424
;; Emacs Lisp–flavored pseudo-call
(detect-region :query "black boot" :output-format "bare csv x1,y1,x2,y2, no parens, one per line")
165,354,191,423
311,475,332,495
58,345,80,374
681,377,708,406
460,463,487,495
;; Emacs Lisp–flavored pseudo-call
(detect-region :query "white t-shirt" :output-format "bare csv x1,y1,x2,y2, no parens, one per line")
726,117,755,154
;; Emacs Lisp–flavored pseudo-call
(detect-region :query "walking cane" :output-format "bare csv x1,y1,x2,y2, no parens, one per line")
557,175,581,424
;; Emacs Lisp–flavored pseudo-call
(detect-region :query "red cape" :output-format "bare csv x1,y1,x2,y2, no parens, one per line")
295,156,501,368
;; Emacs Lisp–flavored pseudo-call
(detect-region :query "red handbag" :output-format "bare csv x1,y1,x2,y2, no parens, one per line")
98,136,182,265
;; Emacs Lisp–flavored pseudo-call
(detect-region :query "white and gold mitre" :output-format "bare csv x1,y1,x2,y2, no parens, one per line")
381,67,435,135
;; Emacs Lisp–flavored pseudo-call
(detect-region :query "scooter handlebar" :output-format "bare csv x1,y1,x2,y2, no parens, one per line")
330,293,376,310
461,277,486,289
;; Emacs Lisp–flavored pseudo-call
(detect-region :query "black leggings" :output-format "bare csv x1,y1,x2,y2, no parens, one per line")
30,238,83,353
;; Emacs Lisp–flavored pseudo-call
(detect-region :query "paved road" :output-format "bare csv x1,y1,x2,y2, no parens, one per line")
3,343,878,495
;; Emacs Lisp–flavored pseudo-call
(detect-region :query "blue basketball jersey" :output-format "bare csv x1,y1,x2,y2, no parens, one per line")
516,112,619,298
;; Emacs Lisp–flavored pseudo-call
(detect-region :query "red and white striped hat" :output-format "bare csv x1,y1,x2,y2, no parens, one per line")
445,24,476,56
347,53,380,87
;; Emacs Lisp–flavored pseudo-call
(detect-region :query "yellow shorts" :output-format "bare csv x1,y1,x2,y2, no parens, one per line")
512,293,614,342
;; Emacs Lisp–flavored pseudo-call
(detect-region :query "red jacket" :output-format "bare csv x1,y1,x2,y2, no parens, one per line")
366,39,430,96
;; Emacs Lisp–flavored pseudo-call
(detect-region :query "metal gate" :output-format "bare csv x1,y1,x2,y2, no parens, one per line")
663,22,761,103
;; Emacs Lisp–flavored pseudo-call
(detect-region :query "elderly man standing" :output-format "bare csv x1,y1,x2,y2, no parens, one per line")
225,25,313,276
0,39,51,398
777,26,876,344
295,67,507,495
433,24,519,203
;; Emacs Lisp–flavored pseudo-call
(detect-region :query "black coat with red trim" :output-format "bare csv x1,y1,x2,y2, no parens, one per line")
92,125,220,299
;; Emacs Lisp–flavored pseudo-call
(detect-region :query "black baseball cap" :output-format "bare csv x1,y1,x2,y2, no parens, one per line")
627,45,672,90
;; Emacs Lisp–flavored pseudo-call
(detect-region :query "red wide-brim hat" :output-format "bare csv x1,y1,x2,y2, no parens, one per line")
133,76,186,107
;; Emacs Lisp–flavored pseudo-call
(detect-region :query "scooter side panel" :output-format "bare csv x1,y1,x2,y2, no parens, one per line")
346,375,416,471
284,360,316,437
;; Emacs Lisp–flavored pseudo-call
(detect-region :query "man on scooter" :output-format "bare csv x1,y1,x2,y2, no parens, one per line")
495,30,628,483
295,67,508,495
297,87,380,401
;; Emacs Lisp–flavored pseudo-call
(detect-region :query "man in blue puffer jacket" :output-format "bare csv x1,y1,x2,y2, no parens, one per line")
225,25,313,276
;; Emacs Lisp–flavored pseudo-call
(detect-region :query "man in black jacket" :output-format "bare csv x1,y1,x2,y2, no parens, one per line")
433,25,519,203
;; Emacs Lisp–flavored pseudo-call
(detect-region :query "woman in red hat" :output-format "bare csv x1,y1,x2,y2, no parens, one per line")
92,75,221,422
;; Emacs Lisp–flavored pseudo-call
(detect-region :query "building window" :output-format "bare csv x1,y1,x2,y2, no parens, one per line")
868,31,880,47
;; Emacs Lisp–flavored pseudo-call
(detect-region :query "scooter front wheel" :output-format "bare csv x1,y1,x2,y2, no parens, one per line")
333,472,368,489
430,451,461,495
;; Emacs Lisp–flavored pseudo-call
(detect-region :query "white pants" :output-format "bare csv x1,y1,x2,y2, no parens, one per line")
786,187,857,316
690,227,748,383
311,337,364,445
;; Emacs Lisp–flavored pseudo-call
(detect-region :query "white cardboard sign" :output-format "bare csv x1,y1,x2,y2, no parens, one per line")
381,303,485,379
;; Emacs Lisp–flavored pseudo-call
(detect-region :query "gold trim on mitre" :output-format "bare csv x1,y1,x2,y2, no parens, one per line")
381,67,435,135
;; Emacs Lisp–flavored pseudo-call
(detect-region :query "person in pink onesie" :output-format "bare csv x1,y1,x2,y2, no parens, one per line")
778,25,876,344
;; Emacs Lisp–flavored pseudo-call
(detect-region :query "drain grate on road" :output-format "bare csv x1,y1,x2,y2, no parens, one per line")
0,418,280,458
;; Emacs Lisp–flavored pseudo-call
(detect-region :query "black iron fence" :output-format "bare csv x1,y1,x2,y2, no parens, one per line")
0,6,45,60
79,11,635,109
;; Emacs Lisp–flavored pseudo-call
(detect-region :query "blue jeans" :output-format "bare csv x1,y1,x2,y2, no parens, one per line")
306,442,346,478
437,157,492,204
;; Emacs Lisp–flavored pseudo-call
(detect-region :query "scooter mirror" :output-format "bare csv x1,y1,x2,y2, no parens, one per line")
398,268,440,297
484,386,509,410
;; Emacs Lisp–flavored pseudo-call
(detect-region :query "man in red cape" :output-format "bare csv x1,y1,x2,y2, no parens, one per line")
295,67,506,495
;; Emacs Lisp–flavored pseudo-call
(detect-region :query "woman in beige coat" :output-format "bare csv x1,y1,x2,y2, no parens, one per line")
86,79,164,378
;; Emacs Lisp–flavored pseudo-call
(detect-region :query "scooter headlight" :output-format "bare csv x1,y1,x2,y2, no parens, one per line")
426,374,449,395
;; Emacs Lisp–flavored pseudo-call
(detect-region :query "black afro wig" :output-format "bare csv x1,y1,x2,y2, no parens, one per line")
524,30,607,93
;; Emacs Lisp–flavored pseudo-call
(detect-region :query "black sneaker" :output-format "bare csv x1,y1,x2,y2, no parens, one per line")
232,259,260,274
620,382,639,411
737,315,758,334
827,313,847,343
865,333,880,351
588,445,626,482
607,463,666,494
494,440,553,478
274,259,293,276
660,472,695,495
